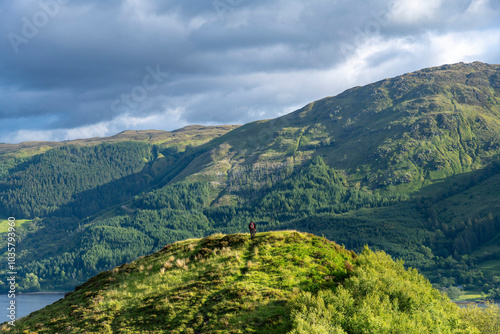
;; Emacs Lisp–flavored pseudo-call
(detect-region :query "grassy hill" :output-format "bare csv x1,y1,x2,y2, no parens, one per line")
5,231,499,333
1,62,500,297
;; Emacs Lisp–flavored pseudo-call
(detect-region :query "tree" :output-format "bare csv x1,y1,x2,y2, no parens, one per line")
446,286,462,300
21,273,41,292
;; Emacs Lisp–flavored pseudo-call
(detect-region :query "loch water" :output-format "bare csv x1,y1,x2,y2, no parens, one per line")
0,292,65,323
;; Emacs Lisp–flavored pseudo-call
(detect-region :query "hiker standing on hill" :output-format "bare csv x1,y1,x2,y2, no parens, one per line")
249,221,256,239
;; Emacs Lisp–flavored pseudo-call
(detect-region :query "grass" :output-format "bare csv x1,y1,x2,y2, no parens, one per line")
6,230,500,333
457,291,484,302
474,233,500,259
9,231,355,333
0,217,31,234
6,231,500,334
477,259,500,277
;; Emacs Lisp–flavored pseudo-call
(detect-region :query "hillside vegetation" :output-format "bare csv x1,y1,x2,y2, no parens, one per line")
1,62,500,297
6,231,500,333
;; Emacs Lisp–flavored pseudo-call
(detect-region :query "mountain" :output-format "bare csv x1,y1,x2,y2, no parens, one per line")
0,125,239,183
1,62,500,297
0,125,239,217
185,61,500,193
6,231,499,333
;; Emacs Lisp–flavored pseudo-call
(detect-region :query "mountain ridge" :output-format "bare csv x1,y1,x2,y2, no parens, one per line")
0,125,239,157
0,61,499,299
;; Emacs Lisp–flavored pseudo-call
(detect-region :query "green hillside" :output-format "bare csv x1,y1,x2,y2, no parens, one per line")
5,231,499,333
1,62,500,297
0,125,238,180
188,62,500,189
0,125,238,220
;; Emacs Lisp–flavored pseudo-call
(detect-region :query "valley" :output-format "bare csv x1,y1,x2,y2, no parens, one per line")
0,62,499,304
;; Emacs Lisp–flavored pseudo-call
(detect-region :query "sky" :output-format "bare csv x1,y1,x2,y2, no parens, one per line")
0,0,499,143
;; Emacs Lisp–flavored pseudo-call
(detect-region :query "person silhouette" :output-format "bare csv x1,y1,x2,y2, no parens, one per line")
249,221,256,239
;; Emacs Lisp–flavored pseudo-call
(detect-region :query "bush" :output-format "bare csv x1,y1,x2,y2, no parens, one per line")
459,302,500,334
288,248,479,333
488,287,500,299
446,286,463,300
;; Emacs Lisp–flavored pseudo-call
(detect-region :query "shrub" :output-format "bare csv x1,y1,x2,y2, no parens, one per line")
175,258,188,270
288,249,477,333
459,302,500,334
446,286,462,300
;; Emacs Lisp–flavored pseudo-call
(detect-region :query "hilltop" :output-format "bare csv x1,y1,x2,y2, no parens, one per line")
5,231,499,333
0,62,499,297
0,125,239,159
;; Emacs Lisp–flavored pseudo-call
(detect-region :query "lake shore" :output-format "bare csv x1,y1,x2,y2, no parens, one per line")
454,300,500,307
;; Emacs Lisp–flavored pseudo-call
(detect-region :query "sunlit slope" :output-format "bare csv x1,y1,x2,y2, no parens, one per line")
0,125,238,217
7,231,497,334
179,62,500,198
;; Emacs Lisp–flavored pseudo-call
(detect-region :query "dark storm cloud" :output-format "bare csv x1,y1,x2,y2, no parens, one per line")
0,0,499,142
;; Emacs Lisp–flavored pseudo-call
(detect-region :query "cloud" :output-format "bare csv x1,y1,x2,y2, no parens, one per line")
427,29,500,65
0,0,499,143
3,108,188,143
390,0,444,24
